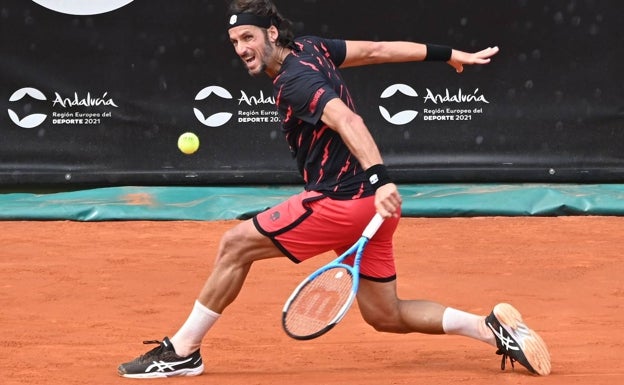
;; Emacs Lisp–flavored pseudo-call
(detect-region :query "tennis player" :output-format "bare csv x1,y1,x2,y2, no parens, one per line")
118,0,550,377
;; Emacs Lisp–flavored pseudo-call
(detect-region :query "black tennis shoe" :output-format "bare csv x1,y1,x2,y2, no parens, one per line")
117,337,203,378
486,303,551,376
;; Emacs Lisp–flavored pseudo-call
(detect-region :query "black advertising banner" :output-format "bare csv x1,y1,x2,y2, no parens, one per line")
1,0,622,186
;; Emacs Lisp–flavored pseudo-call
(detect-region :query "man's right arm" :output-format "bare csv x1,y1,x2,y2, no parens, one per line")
320,98,402,218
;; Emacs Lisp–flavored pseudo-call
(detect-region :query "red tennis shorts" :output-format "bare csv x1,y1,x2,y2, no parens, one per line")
253,190,400,282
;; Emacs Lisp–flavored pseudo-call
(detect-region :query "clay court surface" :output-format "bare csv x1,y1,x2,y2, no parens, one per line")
1,216,622,385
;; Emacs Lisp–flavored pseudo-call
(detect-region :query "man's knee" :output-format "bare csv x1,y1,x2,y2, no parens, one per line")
215,220,279,265
215,224,252,265
219,226,241,251
361,309,408,333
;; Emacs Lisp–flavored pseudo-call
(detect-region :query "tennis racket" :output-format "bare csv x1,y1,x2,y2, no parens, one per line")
282,213,385,340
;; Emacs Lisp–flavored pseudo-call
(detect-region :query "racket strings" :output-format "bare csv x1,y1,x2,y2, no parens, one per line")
284,267,354,337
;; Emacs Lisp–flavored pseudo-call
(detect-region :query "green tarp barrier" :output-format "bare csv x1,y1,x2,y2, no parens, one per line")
1,184,623,221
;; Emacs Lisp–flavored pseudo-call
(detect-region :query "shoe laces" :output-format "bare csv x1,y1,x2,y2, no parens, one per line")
495,348,516,371
136,340,166,361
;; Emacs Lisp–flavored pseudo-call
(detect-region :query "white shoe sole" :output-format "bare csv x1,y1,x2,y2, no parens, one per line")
120,364,204,379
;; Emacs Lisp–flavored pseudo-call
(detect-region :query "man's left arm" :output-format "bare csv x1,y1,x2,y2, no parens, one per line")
341,40,499,72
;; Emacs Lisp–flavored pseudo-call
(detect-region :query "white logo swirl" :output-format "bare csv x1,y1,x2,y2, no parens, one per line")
194,86,234,127
8,87,48,128
378,84,419,125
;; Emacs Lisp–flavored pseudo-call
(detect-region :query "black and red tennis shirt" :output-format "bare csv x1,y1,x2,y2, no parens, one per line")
273,36,375,200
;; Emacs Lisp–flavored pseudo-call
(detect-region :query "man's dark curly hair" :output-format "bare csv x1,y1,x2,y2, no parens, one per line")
227,0,296,49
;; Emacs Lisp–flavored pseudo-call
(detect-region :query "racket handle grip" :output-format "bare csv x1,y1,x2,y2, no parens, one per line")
362,213,385,239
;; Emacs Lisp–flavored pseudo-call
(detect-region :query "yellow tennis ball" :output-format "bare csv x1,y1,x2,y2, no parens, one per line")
177,132,199,154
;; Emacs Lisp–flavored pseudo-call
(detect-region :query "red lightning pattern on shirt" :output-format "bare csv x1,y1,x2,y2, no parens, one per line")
300,61,320,72
336,155,352,182
316,138,332,184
